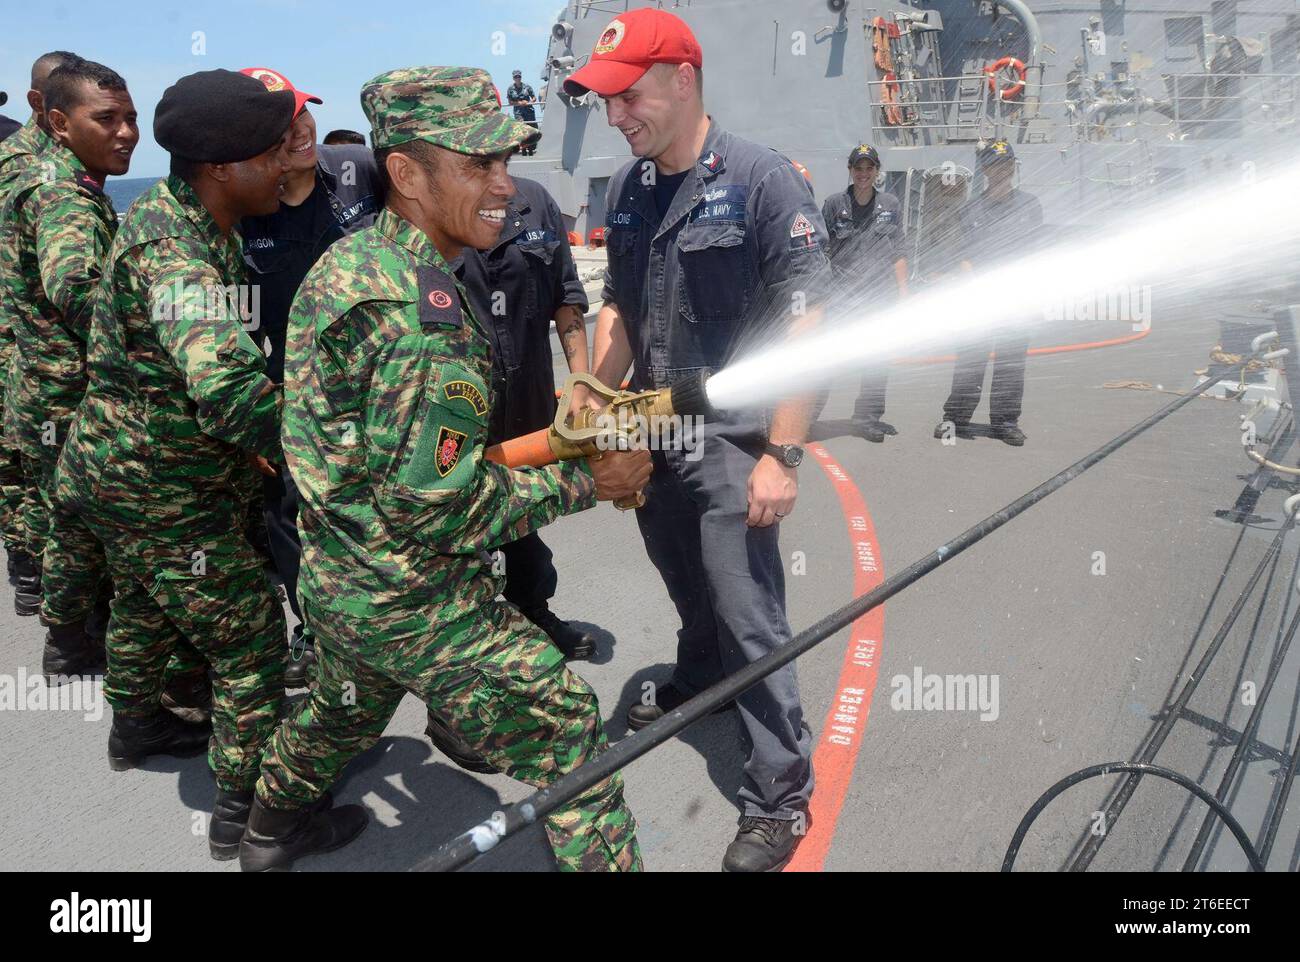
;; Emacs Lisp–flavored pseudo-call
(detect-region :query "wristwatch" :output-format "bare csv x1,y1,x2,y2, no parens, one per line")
764,442,804,468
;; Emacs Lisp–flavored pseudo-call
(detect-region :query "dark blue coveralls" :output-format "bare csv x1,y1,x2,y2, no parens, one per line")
821,185,907,422
454,176,588,612
603,121,829,819
241,143,382,639
941,187,1043,427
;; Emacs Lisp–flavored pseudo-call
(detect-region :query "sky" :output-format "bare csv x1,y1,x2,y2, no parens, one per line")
0,0,564,178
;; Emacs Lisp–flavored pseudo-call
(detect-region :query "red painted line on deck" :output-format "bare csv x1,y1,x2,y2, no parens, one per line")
785,444,885,872
892,325,1151,366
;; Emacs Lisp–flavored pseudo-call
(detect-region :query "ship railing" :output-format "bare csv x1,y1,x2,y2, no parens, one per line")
1165,71,1298,128
869,70,1298,144
866,69,1056,143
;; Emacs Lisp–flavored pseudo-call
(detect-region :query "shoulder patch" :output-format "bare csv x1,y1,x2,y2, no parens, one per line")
435,426,469,476
790,212,815,238
417,265,462,329
443,379,488,416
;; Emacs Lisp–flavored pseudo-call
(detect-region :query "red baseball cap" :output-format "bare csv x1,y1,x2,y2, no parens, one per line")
563,9,703,97
239,67,322,117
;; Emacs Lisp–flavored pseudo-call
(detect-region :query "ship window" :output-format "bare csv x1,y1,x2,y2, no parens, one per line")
1165,17,1205,62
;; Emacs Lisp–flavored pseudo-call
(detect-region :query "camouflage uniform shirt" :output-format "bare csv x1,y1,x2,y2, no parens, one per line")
0,118,55,392
0,117,53,200
56,175,282,537
0,142,117,457
283,207,596,649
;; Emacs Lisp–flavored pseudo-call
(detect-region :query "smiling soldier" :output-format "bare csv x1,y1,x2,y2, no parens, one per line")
243,66,649,872
0,59,137,678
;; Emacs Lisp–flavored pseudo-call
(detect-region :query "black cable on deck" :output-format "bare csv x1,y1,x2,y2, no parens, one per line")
1069,491,1299,871
1182,593,1300,869
1002,763,1265,872
415,362,1247,873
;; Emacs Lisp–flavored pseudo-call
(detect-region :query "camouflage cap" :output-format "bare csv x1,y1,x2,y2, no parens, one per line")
361,66,540,154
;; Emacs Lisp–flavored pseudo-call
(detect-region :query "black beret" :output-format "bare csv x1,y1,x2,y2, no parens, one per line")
154,69,295,163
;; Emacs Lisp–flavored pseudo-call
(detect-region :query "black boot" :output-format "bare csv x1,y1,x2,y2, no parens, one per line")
161,671,213,726
42,621,106,680
210,788,334,860
284,627,315,688
13,554,40,617
425,709,495,774
626,682,735,731
521,605,596,661
722,813,810,872
85,591,111,643
238,796,368,872
991,423,1027,446
107,709,211,771
7,548,31,586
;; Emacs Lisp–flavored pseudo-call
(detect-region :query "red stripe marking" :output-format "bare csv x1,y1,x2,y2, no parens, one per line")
785,444,885,872
893,326,1151,366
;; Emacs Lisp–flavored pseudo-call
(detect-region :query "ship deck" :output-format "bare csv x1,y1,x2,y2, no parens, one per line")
2,279,1298,872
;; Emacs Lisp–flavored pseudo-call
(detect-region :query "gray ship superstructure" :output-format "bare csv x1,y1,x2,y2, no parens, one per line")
516,0,1300,234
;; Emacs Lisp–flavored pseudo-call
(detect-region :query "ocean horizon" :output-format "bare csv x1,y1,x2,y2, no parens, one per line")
105,175,163,211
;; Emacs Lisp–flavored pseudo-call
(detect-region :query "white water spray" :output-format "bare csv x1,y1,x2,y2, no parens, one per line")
706,160,1300,410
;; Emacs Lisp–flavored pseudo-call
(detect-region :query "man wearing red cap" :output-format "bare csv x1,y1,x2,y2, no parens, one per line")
567,7,828,871
239,67,382,688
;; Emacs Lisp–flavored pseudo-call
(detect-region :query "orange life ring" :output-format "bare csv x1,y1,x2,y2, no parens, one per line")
984,57,1026,100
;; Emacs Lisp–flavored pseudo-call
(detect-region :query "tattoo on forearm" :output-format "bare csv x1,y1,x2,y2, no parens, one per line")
556,307,585,361
561,327,581,358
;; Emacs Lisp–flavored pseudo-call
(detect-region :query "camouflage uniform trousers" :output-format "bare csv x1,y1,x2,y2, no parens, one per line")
6,380,47,565
15,451,48,566
0,387,24,555
82,513,287,791
257,599,642,872
27,413,111,628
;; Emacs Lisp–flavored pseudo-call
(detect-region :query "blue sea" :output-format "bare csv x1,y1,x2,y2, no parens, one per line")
105,175,161,211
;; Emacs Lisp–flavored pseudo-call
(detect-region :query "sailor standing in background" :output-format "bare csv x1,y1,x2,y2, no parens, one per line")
820,143,909,442
507,70,539,156
239,67,382,687
935,139,1041,446
456,177,595,657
